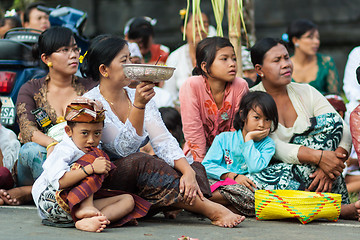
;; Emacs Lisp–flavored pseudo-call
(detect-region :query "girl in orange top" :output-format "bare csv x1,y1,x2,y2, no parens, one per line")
179,37,249,162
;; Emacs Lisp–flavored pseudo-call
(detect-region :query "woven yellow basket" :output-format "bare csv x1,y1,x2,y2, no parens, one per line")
255,190,341,224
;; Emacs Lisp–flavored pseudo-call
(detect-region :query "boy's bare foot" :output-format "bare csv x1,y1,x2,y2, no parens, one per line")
0,187,32,205
75,215,109,233
75,206,101,219
340,201,360,220
209,205,245,228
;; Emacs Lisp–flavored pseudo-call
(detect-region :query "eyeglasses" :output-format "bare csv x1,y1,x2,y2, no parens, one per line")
55,46,81,55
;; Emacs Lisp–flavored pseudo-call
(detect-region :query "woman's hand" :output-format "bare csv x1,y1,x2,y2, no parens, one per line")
92,157,111,175
318,150,345,180
179,169,204,205
133,82,155,108
234,175,257,192
244,129,270,142
306,168,333,192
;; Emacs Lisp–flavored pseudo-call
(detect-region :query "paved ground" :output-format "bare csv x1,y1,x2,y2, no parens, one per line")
1,205,360,240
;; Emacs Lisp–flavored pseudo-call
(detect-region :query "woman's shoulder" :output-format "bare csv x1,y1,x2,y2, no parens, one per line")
18,76,47,95
317,53,335,66
168,44,188,58
75,76,98,90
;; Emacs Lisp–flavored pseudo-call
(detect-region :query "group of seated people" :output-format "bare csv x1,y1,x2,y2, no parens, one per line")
1,4,360,233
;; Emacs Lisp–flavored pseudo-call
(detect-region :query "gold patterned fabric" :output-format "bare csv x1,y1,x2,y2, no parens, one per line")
16,75,98,143
65,97,105,123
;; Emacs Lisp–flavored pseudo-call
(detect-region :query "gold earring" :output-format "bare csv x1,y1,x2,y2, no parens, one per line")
104,73,108,77
47,62,53,68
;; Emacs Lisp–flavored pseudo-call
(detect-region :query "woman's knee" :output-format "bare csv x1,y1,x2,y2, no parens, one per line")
18,142,47,167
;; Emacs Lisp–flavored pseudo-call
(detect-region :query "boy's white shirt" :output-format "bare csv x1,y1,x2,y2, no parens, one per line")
32,134,99,219
0,125,20,172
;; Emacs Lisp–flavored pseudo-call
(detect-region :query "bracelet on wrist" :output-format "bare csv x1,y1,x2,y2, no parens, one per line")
233,174,239,180
132,104,145,110
90,164,95,174
318,150,324,165
46,141,59,151
81,166,90,176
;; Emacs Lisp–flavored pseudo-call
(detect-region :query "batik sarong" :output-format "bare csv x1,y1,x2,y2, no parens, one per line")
55,147,151,226
248,113,350,204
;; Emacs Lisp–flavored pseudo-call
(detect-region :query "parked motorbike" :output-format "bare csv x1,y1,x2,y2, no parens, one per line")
0,5,88,132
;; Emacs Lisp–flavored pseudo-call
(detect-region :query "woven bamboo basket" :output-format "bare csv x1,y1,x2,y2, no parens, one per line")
255,190,341,224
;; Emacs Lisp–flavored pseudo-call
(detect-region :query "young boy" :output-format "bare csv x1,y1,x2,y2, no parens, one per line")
32,97,150,232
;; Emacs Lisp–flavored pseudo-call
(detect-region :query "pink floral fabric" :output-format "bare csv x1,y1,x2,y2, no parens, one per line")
179,75,248,162
350,104,360,164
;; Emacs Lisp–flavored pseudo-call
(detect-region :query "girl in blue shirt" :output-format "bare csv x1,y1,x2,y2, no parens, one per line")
202,91,278,216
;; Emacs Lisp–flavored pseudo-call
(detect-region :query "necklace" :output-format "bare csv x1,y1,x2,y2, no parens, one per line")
102,89,131,122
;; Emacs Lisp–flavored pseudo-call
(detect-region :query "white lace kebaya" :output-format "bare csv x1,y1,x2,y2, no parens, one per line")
84,86,189,167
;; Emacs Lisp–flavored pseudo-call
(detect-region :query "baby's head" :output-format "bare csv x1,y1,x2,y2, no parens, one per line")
65,97,105,153
234,91,278,136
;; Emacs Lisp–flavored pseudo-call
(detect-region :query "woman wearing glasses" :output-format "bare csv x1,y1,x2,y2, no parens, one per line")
0,26,97,205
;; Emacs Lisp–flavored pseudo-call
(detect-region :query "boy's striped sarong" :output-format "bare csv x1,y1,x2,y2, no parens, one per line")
56,147,151,226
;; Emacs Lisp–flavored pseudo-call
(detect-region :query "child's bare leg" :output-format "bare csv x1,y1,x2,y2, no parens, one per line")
94,194,135,222
0,186,32,205
173,195,245,228
75,215,109,233
210,190,243,215
75,194,101,219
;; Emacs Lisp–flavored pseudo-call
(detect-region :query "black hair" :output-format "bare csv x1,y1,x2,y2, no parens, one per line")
192,36,234,77
250,37,287,66
0,16,22,28
80,34,128,81
32,26,74,59
23,2,47,24
356,66,360,85
286,19,317,49
159,107,184,146
233,91,278,133
127,17,154,50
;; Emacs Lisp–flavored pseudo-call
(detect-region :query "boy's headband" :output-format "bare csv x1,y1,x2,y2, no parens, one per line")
65,97,105,123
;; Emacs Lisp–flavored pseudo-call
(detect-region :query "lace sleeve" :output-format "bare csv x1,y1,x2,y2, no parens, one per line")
144,99,186,167
324,55,341,95
101,118,146,157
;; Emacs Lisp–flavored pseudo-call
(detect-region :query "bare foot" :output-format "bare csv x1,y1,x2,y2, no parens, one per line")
0,187,32,205
75,206,101,219
75,215,109,233
163,209,182,219
340,202,360,220
210,207,245,228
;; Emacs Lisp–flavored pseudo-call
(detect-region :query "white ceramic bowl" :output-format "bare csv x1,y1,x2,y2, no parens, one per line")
122,64,175,82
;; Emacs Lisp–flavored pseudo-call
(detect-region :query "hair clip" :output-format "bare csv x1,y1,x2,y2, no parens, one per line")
4,9,17,17
281,33,289,43
179,9,186,20
79,51,88,64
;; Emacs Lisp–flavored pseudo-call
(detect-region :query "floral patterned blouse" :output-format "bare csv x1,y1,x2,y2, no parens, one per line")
179,75,249,162
293,53,341,95
16,75,97,143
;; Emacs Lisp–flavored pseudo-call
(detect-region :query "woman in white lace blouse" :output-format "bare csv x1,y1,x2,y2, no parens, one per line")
81,34,245,227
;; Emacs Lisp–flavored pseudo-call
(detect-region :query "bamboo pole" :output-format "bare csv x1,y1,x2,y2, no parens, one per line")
227,0,242,77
